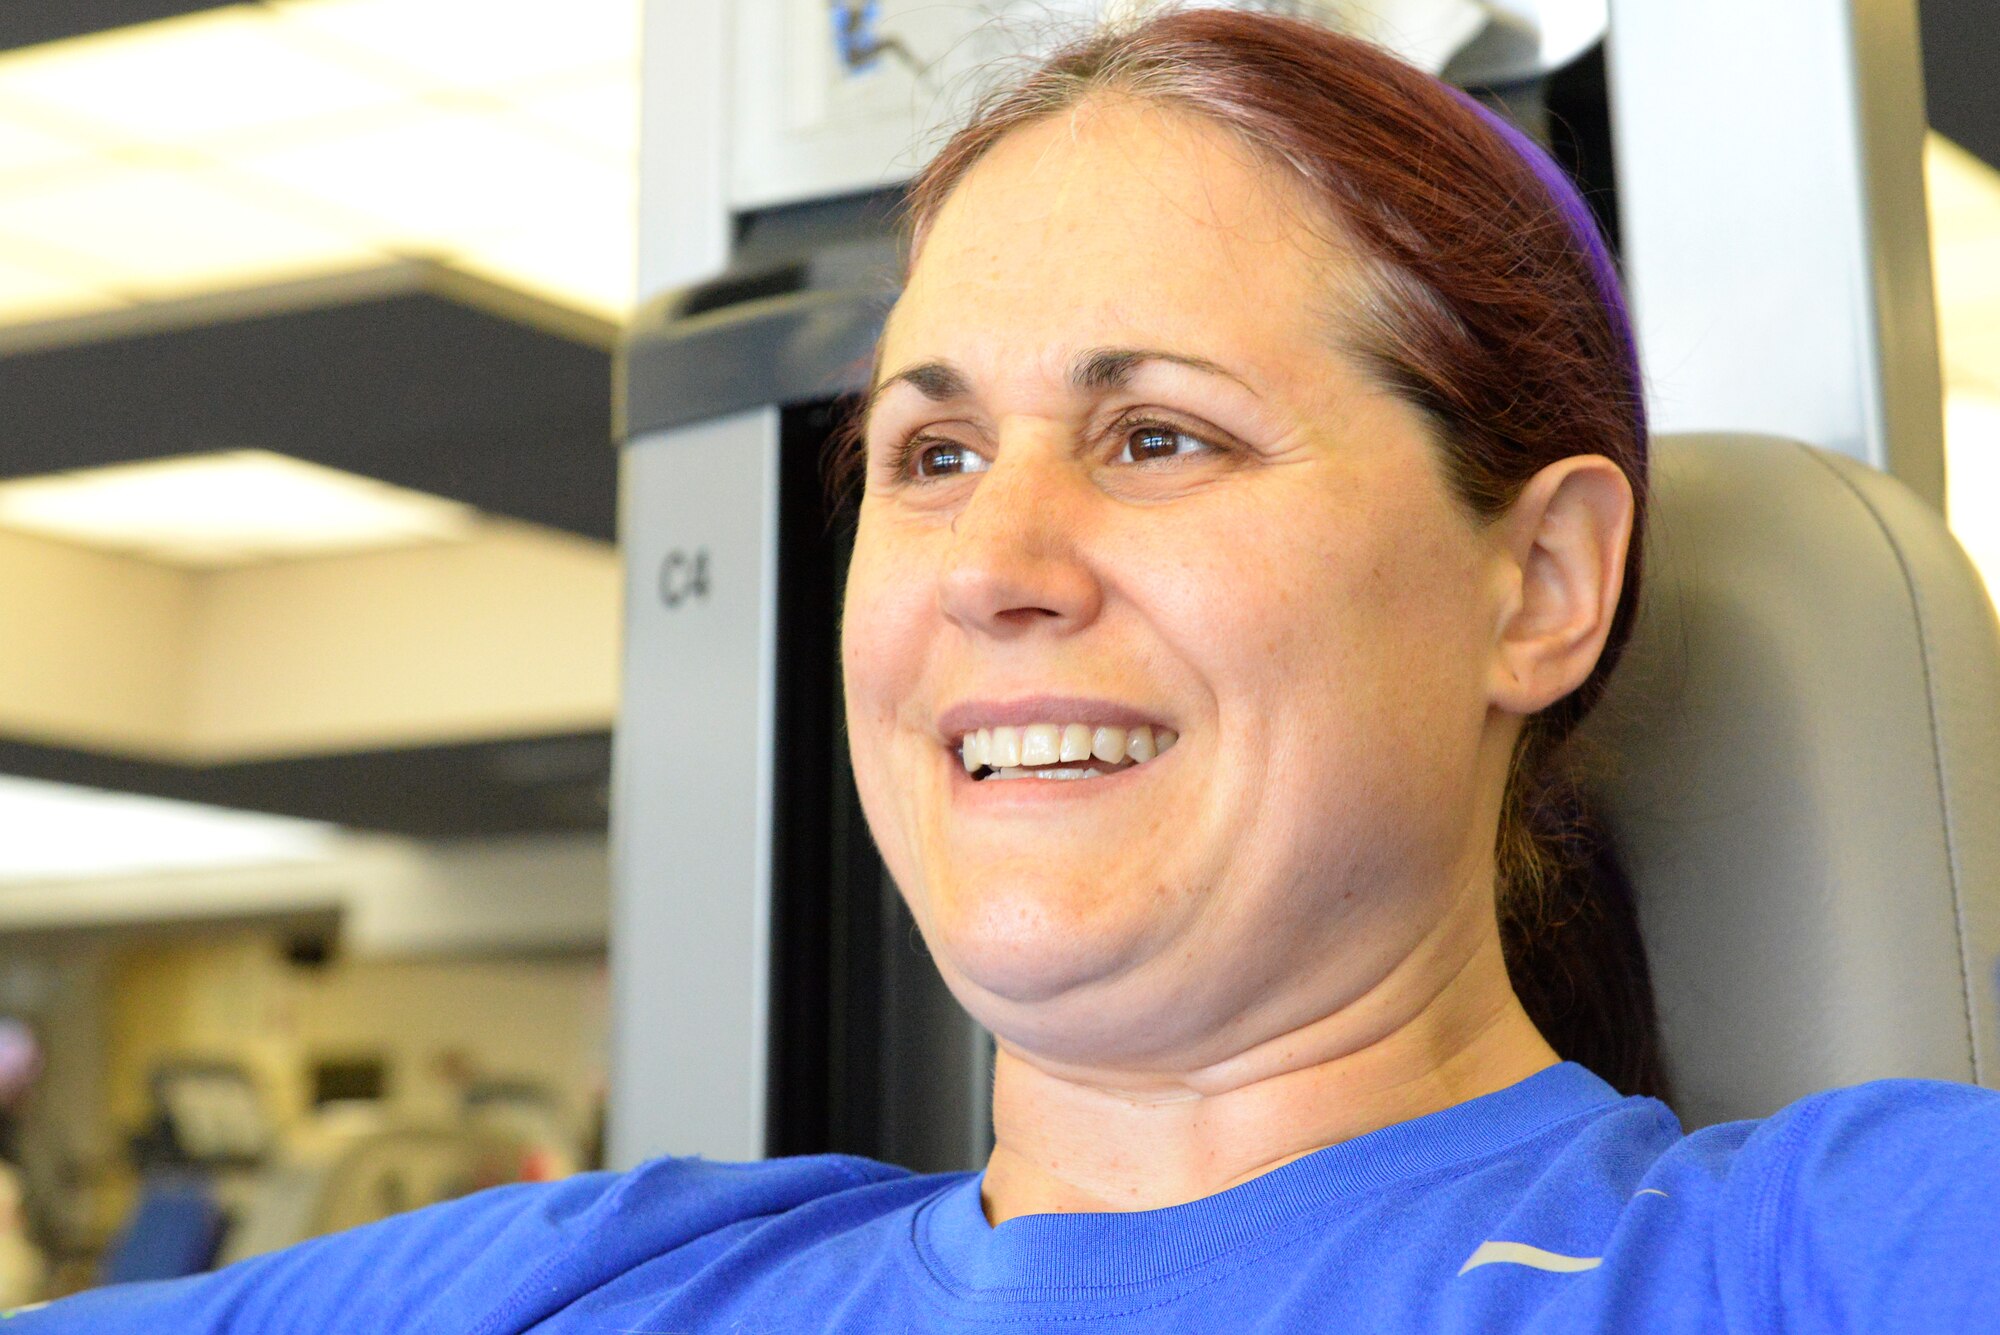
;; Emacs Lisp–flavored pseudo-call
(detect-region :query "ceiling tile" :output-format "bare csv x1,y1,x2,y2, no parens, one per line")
0,6,412,144
503,72,639,169
0,251,122,323
1946,389,2000,600
230,108,632,252
0,449,478,568
0,0,642,324
452,216,636,321
0,164,384,296
0,108,95,179
0,773,335,883
268,0,639,94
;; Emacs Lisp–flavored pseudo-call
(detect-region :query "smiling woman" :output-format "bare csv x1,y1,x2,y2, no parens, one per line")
836,10,1648,1226
13,8,2000,1335
836,13,1659,1127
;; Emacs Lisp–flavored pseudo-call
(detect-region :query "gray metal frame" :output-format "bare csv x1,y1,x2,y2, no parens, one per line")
619,290,886,440
1604,0,1944,506
638,0,729,296
608,409,781,1167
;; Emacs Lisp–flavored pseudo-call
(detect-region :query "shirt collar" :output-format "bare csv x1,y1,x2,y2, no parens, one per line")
915,1061,1622,1294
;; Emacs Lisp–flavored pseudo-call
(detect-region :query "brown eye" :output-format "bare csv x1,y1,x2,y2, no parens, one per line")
912,440,989,477
1117,423,1209,464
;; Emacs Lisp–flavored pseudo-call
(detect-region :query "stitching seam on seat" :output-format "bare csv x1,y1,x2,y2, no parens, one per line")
1797,443,1979,1081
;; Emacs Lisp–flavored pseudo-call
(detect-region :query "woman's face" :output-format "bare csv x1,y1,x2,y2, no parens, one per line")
842,98,1520,1074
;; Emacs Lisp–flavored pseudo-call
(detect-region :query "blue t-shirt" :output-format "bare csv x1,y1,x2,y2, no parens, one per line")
10,1063,1997,1332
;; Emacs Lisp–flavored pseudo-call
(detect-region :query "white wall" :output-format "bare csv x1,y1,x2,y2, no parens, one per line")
0,522,619,763
0,529,193,758
187,522,621,760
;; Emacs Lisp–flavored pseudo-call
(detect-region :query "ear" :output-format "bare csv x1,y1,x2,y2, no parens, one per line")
1487,455,1635,717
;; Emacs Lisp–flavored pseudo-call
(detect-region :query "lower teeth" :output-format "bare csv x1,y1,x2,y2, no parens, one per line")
984,765,1115,782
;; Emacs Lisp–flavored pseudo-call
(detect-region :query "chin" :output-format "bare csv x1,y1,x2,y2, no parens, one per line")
940,948,1228,1072
914,864,1176,1010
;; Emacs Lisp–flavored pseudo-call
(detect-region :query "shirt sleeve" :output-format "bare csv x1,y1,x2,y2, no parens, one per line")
0,1153,895,1334
1756,1079,2000,1334
0,1172,623,1334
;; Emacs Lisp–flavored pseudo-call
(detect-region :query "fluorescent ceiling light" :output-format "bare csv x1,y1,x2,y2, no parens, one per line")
0,0,639,327
1929,134,2000,608
268,0,638,92
1927,133,2000,249
447,213,636,321
1928,133,2000,398
0,450,479,569
0,251,119,323
0,774,335,884
0,164,381,298
0,112,89,177
506,77,641,168
1946,391,2000,603
0,7,408,144
236,106,633,250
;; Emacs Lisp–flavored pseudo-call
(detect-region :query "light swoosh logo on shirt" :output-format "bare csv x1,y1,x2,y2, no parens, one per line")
1457,1241,1603,1276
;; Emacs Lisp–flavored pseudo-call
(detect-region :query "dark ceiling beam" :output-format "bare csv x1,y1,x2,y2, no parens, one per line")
1922,0,2000,171
0,731,612,837
0,268,618,540
0,1,232,52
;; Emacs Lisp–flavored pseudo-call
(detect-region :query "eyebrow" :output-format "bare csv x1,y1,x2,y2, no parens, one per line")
1069,347,1252,394
865,347,1255,416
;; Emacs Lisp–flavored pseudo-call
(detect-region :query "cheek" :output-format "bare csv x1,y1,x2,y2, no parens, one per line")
1142,466,1492,841
841,513,930,720
1157,475,1483,693
840,513,941,871
1302,501,1494,853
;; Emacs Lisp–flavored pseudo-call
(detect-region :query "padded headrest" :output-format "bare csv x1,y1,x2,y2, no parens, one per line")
1580,433,2000,1127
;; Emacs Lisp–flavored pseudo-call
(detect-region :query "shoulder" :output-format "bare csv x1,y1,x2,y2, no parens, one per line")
3,1153,919,1334
1714,1076,2000,1200
1681,1079,2000,1330
1750,1077,2000,1228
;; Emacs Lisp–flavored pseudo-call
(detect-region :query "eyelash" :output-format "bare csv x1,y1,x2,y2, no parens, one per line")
886,415,1224,482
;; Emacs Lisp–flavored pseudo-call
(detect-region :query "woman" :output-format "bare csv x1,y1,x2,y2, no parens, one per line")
18,9,1998,1331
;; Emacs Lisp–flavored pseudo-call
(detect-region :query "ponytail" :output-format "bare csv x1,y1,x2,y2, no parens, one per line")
1497,727,1668,1100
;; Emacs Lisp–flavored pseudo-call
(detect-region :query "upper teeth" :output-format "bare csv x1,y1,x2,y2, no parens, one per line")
958,723,1178,774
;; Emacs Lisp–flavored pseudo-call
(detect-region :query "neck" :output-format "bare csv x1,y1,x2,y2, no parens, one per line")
979,927,1556,1225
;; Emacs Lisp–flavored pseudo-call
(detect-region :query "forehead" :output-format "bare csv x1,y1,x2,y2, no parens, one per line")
884,97,1345,381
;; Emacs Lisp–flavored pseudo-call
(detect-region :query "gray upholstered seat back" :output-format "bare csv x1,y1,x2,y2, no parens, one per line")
1579,433,2000,1128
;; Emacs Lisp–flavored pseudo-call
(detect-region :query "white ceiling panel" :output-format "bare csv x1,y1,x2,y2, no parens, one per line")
0,449,478,568
0,0,642,326
505,73,641,168
452,216,637,322
0,249,121,323
0,7,414,145
268,0,638,93
0,165,383,296
0,108,94,179
235,107,631,250
0,774,335,883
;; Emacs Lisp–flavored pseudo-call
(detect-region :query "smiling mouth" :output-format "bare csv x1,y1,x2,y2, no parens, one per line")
956,723,1178,782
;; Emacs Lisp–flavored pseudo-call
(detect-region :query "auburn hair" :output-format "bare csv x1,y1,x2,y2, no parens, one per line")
835,9,1665,1098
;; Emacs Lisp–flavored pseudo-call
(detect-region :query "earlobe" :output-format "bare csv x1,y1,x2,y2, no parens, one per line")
1488,456,1634,718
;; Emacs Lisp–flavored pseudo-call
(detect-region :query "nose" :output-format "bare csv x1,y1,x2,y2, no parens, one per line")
936,447,1104,639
